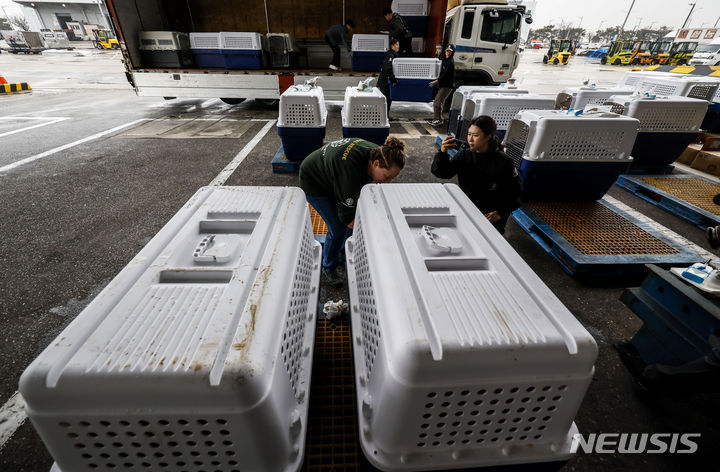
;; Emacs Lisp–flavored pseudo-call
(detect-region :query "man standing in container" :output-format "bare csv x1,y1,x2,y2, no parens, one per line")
378,38,400,120
383,6,413,56
325,20,355,71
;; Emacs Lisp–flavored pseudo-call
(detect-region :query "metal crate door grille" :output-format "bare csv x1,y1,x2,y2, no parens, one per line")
350,103,384,127
504,121,529,168
224,37,254,50
488,105,545,129
281,221,315,396
193,37,219,49
643,83,677,96
546,130,626,160
688,85,717,101
54,417,240,471
284,103,319,126
356,38,386,52
415,384,569,450
636,106,703,130
354,220,381,377
395,63,434,78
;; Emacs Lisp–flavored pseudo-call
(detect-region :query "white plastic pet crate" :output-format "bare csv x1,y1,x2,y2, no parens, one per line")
219,31,265,50
411,37,425,53
345,183,598,470
450,87,528,137
190,32,221,50
139,31,189,51
467,93,555,134
342,86,389,128
391,0,429,16
605,94,708,132
634,76,719,102
352,34,388,52
20,186,322,472
554,86,634,110
392,57,441,79
278,83,328,127
618,70,675,88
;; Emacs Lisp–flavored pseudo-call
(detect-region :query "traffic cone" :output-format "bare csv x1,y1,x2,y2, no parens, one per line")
0,74,8,85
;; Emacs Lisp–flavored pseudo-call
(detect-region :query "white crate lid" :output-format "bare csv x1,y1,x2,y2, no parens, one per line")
352,34,388,52
452,85,529,111
278,84,328,127
190,32,221,50
556,87,634,110
618,70,675,88
20,186,320,408
471,93,556,129
139,31,189,51
606,93,708,132
341,86,389,127
509,109,639,162
219,31,264,50
391,0,429,16
392,58,441,79
635,76,719,102
347,183,598,376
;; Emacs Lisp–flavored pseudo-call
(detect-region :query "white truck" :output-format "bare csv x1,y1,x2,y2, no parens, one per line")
106,0,530,104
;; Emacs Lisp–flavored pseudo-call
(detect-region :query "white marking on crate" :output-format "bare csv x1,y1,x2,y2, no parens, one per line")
0,117,70,138
0,119,150,174
603,195,715,260
209,120,276,186
0,392,27,451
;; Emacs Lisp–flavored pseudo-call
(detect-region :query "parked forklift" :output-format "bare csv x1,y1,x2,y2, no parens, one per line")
543,39,572,64
668,41,697,65
601,40,643,65
92,29,119,49
635,40,673,65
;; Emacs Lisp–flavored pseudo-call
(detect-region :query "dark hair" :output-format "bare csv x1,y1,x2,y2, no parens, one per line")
469,115,497,137
382,7,393,15
346,19,356,28
370,136,406,169
389,38,399,47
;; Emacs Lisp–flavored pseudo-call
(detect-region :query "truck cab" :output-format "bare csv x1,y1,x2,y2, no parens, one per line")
445,0,530,85
690,39,720,66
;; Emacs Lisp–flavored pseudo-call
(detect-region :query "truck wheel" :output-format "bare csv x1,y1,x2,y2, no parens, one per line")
651,59,658,65
600,56,607,65
631,58,639,65
553,58,559,64
613,59,621,65
220,98,246,105
542,56,548,64
112,44,119,49
256,98,279,109
678,59,686,65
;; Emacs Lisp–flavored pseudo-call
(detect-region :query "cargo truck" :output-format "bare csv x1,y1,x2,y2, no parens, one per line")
104,0,531,104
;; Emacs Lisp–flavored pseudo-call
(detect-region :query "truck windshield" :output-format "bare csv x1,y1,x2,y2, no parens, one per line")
696,43,720,53
480,10,520,44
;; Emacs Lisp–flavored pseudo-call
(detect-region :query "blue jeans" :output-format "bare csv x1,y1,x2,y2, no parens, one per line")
306,195,352,272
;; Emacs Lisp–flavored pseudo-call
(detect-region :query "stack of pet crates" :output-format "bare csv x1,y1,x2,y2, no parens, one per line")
391,0,430,37
220,32,266,69
189,32,224,68
462,93,554,140
342,83,390,145
448,85,529,137
351,34,388,72
277,80,328,161
390,58,441,102
139,31,193,68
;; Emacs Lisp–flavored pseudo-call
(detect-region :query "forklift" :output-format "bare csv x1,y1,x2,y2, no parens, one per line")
92,29,119,49
668,41,697,65
601,40,643,65
635,40,673,65
543,39,572,65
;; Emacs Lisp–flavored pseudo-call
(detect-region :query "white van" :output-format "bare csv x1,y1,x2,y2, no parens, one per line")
690,38,720,66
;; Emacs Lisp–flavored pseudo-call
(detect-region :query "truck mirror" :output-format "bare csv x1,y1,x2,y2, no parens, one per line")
525,17,533,24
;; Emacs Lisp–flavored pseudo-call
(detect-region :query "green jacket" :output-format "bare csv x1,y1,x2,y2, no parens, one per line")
299,138,377,225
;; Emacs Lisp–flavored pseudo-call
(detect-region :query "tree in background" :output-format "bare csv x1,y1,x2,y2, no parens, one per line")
9,15,29,31
531,25,556,42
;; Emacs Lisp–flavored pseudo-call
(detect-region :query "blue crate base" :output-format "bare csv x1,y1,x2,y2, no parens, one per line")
222,49,264,69
517,160,631,201
277,127,326,161
271,146,302,174
512,200,703,281
351,52,385,72
615,174,720,228
629,131,701,167
405,16,429,37
342,127,390,145
390,78,437,102
191,49,226,68
702,104,720,133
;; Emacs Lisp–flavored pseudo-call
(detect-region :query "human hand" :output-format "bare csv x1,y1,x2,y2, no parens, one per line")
484,211,501,224
441,135,457,153
429,80,438,87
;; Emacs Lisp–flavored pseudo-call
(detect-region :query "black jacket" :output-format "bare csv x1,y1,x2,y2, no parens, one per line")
431,140,522,233
326,24,350,51
378,50,398,88
388,13,412,40
438,53,455,89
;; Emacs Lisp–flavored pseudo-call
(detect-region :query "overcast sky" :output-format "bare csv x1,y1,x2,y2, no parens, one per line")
1,0,720,32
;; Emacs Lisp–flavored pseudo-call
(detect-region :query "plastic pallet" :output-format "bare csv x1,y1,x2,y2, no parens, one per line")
271,145,302,173
308,204,327,244
615,174,720,229
512,199,703,281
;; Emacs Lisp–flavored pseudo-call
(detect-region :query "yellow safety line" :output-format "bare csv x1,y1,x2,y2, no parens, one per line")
669,65,695,74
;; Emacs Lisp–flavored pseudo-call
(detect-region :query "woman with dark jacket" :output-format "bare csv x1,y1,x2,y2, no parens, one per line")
431,115,522,234
429,44,455,126
377,38,400,120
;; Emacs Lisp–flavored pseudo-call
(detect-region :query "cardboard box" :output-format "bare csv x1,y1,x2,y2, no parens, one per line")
694,130,707,144
701,132,720,151
691,150,720,176
676,143,702,165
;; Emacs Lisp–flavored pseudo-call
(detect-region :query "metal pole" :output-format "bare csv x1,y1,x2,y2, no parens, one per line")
618,0,637,40
715,15,720,28
96,0,107,28
264,0,270,34
681,3,696,30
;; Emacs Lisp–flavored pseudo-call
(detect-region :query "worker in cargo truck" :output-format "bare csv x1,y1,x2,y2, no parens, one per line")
382,6,413,56
431,116,522,234
325,19,355,71
378,38,400,120
299,136,407,287
429,44,456,127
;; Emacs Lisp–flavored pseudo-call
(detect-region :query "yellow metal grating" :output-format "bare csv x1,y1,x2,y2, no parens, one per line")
304,319,362,471
526,202,680,255
309,204,328,236
638,177,720,216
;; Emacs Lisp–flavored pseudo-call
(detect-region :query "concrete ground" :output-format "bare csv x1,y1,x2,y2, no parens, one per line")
0,48,718,471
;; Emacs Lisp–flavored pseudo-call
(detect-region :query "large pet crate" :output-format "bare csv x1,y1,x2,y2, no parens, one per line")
190,32,224,68
460,93,554,140
345,182,598,470
504,110,639,201
554,86,634,110
267,33,299,68
390,58,441,102
20,186,322,472
220,32,266,69
139,31,193,68
448,85,528,136
351,34,388,72
277,82,328,161
631,75,719,102
342,85,390,145
606,94,708,167
391,0,430,36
